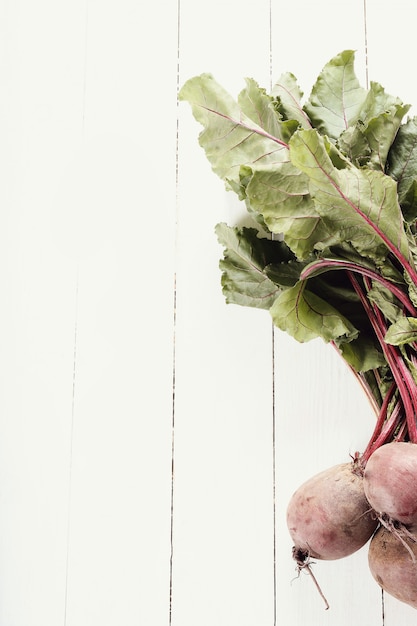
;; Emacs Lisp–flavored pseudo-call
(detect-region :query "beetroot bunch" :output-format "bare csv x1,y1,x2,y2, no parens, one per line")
287,442,417,610
180,50,417,611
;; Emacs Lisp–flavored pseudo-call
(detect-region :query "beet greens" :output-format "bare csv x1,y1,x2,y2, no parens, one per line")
179,49,417,450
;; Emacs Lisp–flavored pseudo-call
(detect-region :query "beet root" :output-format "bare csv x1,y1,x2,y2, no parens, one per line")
363,441,417,526
287,462,378,560
368,525,417,610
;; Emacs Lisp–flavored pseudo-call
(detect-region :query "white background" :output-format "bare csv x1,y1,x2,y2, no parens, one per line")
1,0,417,624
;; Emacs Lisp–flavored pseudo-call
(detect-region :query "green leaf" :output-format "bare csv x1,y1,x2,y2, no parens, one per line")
289,129,411,262
399,180,417,223
384,316,417,346
271,72,311,129
179,74,289,187
264,259,308,288
243,162,332,259
338,82,410,171
215,223,283,309
237,78,289,141
367,282,403,324
387,116,417,221
270,280,358,343
303,50,367,140
339,336,387,372
337,122,371,167
363,102,410,171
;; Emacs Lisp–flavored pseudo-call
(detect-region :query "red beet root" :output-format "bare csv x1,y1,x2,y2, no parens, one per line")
287,462,377,560
369,525,417,610
363,442,417,525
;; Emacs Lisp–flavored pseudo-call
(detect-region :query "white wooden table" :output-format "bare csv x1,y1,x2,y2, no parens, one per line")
1,0,417,623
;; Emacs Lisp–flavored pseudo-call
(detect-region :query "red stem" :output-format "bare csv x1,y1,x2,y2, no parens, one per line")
348,272,417,443
362,381,396,449
367,280,417,442
395,419,408,442
361,392,402,464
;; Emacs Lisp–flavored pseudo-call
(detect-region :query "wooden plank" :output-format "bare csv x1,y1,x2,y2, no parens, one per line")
365,0,417,116
0,1,85,623
61,1,178,623
174,1,275,624
271,1,384,624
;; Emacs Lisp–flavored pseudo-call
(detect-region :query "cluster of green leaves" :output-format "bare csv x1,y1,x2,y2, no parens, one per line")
179,50,417,406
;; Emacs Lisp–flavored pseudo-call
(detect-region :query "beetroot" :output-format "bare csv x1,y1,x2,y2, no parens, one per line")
363,442,417,525
369,525,417,610
287,462,378,560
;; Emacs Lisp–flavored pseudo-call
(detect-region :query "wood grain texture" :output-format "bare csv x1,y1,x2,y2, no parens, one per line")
0,0,416,624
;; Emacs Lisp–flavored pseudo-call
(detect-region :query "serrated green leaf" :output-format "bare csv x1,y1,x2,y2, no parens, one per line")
270,280,358,343
243,162,333,259
361,82,409,170
365,107,410,171
388,116,417,221
303,50,367,140
271,72,311,129
384,316,417,346
337,122,371,167
238,78,289,141
289,129,411,262
179,74,289,187
338,82,410,170
339,336,387,372
362,81,409,126
215,223,284,309
367,282,403,324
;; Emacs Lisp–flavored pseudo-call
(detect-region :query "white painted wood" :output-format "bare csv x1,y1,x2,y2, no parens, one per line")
60,1,178,624
0,2,84,623
173,1,275,624
0,0,176,624
1,0,416,624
